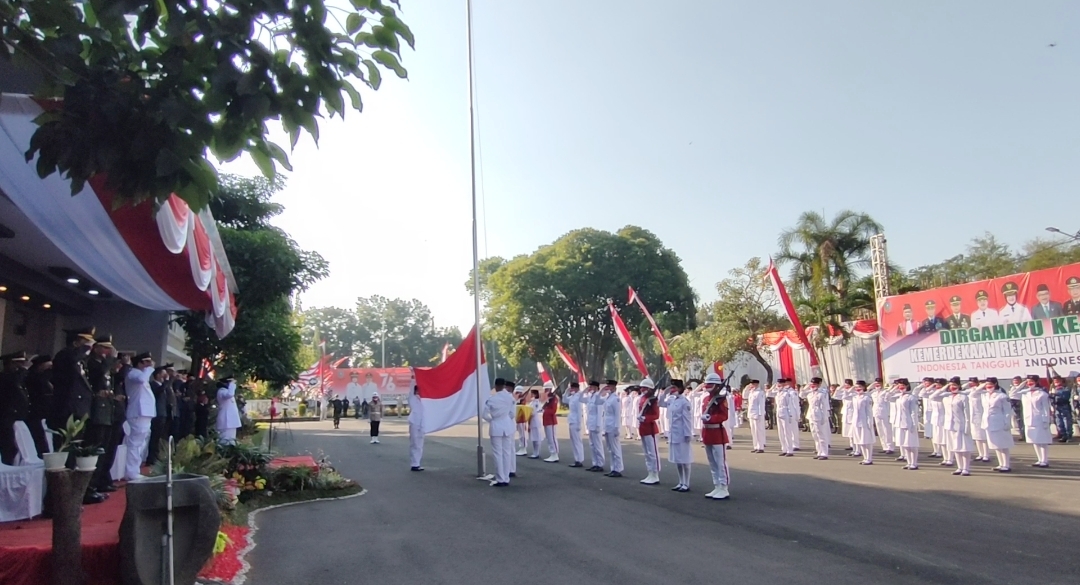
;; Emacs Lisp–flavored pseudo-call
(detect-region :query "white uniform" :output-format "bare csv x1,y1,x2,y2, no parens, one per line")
771,386,800,455
850,392,876,463
998,302,1033,324
921,385,946,456
930,389,974,473
803,386,831,458
982,389,1014,469
123,366,155,480
408,393,424,468
216,381,241,443
870,387,894,452
528,398,543,457
483,389,516,484
565,390,585,464
892,390,921,467
1019,387,1052,466
970,307,999,327
664,393,693,463
586,390,605,468
967,386,989,460
621,391,637,439
744,386,767,451
602,391,623,473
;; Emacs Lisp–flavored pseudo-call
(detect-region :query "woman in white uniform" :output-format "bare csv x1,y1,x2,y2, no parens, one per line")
966,381,989,462
890,379,921,469
981,377,1013,472
931,378,974,476
1018,375,1052,467
527,389,544,459
662,381,693,492
850,381,876,465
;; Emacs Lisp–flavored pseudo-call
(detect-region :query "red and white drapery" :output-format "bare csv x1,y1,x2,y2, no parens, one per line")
760,320,880,351
0,94,237,336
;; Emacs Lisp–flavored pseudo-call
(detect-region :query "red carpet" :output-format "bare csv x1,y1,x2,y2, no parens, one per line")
0,487,125,585
268,455,318,471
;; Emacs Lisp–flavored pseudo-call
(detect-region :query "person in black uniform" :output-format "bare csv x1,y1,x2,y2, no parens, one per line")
919,300,948,333
52,327,105,504
0,351,30,465
193,378,211,439
1063,277,1080,316
945,295,971,329
147,366,168,465
86,335,118,493
25,354,54,456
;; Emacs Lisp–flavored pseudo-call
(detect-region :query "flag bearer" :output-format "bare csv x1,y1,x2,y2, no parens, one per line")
483,382,516,487
701,373,731,500
637,378,661,484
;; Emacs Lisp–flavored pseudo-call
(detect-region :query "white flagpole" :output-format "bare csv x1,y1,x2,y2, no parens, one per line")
467,0,487,479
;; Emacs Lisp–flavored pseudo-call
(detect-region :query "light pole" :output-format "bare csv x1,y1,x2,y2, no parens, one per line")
1046,227,1080,242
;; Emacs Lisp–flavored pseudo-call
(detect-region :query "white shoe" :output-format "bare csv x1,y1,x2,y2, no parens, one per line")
515,448,527,456
711,485,730,500
543,456,559,462
705,487,719,498
370,438,376,444
640,472,660,485
374,438,380,443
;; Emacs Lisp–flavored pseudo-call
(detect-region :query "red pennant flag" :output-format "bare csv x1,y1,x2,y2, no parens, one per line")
765,258,820,374
555,345,587,385
536,361,554,388
609,301,649,378
440,342,450,363
628,286,674,365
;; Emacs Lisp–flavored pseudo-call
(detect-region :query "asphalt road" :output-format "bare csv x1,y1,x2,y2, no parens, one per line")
250,417,1080,585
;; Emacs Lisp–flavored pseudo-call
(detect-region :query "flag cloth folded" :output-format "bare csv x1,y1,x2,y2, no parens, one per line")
609,301,649,377
537,361,554,387
413,326,490,434
628,287,674,365
555,345,587,385
765,258,821,374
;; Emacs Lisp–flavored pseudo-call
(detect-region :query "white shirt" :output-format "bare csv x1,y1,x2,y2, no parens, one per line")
587,391,605,432
870,388,892,419
216,381,241,430
999,302,1033,324
602,392,621,434
971,307,999,327
483,390,516,437
744,387,766,417
125,367,156,419
663,393,692,443
408,393,424,425
344,382,363,401
565,391,583,426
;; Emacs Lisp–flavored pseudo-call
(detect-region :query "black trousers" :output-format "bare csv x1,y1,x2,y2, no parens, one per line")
370,421,381,437
86,423,116,489
0,417,17,465
147,417,164,465
25,416,48,457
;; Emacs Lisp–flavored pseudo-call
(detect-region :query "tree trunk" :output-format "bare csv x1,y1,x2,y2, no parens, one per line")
750,349,774,385
47,469,94,585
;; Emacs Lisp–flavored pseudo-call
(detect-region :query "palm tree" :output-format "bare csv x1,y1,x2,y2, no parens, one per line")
795,289,874,382
776,210,884,301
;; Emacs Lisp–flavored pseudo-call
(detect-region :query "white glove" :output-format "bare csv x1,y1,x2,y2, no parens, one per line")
700,414,710,421
637,416,645,423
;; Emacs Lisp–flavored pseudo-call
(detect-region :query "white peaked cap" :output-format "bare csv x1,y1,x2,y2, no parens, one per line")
704,372,723,385
639,377,655,389
543,381,555,389
513,386,526,394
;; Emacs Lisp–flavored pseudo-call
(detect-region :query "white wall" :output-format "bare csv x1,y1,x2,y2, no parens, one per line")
766,336,882,385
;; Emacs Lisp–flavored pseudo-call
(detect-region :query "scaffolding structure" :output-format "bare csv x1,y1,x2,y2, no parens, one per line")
870,233,890,308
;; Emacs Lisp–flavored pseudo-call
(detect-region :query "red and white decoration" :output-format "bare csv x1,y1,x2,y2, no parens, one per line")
0,95,238,336
628,287,674,365
413,327,490,434
555,345,587,385
760,320,880,351
440,342,451,363
609,301,649,377
536,361,554,388
765,259,819,375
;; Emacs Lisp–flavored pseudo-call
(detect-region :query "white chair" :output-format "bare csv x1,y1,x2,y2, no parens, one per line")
110,421,130,481
0,422,45,521
13,421,43,467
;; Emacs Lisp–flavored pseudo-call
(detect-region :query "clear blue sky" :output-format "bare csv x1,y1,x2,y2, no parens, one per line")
226,1,1080,332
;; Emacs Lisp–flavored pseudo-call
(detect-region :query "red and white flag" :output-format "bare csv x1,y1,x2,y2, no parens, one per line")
555,345,587,385
413,326,491,434
537,361,555,388
628,286,674,365
609,301,649,377
765,259,820,374
440,342,451,363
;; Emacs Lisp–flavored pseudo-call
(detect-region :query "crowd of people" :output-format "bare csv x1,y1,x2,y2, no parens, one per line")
0,326,242,506
399,369,1076,500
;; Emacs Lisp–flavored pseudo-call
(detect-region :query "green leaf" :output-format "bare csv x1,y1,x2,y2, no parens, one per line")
346,13,363,34
266,142,293,172
250,147,276,180
361,59,381,90
371,50,407,79
383,16,415,49
342,82,363,112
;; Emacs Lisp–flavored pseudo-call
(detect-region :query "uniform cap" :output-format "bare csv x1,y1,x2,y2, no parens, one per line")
810,377,823,385
69,326,96,341
513,386,526,394
605,379,618,386
639,377,655,389
1068,276,1080,288
134,352,152,363
93,334,113,348
703,372,723,385
948,376,962,385
569,382,579,388
949,295,962,304
1036,283,1050,293
902,303,912,310
1026,374,1040,382
493,377,506,387
588,380,600,388
975,290,989,301
855,380,867,388
1001,281,1019,295
30,354,52,366
843,378,853,385
924,299,936,306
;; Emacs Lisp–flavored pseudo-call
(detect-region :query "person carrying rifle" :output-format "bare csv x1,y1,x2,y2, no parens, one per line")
701,373,732,500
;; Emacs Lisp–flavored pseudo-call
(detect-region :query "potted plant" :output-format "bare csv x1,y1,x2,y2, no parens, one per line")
72,441,105,471
43,415,86,470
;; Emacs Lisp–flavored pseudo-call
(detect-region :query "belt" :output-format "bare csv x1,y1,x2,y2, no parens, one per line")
703,424,722,429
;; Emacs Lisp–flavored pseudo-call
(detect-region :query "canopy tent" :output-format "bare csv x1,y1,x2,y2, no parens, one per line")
0,94,236,337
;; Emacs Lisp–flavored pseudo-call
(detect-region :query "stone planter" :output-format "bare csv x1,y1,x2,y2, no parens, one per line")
75,455,98,471
43,451,68,470
120,474,221,585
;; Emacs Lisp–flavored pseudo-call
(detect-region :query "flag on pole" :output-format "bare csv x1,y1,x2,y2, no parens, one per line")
609,301,649,377
628,286,674,365
765,258,821,375
555,345,587,385
537,361,554,388
413,326,490,434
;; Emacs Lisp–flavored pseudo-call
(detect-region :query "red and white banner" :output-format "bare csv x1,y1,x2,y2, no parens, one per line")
609,302,649,377
537,361,554,388
555,345,587,385
0,95,237,336
628,287,674,365
413,326,490,434
766,259,820,373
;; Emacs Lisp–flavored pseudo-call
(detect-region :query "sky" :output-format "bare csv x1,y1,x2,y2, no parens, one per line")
223,1,1080,333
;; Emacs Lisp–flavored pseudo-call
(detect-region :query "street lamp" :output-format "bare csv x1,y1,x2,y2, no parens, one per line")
1046,226,1080,241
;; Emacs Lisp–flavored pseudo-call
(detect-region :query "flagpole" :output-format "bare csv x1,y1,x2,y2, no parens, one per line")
466,0,487,479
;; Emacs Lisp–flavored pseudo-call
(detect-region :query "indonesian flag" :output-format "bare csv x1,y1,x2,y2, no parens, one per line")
609,301,649,377
537,361,554,388
765,259,821,374
413,326,490,434
555,345,587,385
628,287,674,365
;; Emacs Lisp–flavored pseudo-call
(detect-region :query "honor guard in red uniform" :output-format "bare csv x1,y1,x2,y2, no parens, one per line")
542,387,560,462
701,372,731,500
637,378,661,484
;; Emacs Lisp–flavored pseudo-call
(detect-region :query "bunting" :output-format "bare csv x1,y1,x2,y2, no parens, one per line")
765,258,820,375
537,361,555,388
609,301,649,377
628,286,674,365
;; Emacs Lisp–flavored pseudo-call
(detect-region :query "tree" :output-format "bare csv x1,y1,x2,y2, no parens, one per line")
669,258,786,384
1,0,412,209
481,226,696,381
299,306,363,359
776,210,883,300
794,289,873,383
1019,238,1080,272
175,174,328,388
907,233,1020,288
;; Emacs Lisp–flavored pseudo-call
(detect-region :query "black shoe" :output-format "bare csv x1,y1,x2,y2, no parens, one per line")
676,486,690,492
608,471,623,478
812,456,821,460
895,456,906,461
671,485,683,491
528,456,540,459
778,452,787,456
844,447,853,451
784,453,794,457
492,482,509,487
569,462,583,468
509,472,517,477
98,484,118,493
793,448,801,451
83,491,106,505
410,466,424,471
